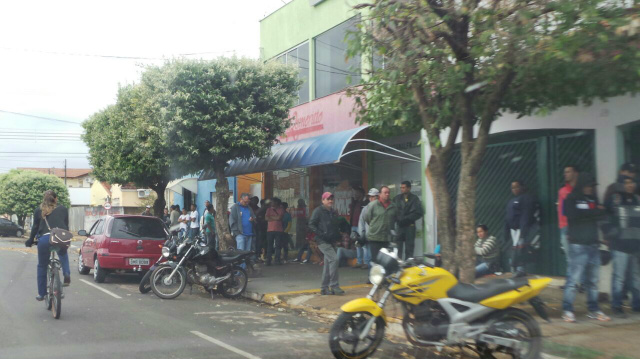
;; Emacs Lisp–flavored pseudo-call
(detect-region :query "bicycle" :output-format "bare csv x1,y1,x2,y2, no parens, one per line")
45,247,63,319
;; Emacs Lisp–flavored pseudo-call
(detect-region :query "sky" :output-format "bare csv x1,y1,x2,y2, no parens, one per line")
0,0,288,173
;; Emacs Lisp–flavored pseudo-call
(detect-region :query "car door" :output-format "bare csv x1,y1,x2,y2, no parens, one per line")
83,220,102,267
0,219,10,235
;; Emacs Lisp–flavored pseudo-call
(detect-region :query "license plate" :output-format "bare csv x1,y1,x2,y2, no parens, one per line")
129,258,150,265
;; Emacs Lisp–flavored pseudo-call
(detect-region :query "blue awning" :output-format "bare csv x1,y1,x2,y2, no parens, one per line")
199,126,368,180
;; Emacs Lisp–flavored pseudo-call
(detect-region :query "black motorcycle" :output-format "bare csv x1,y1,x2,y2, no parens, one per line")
149,235,253,300
139,225,181,294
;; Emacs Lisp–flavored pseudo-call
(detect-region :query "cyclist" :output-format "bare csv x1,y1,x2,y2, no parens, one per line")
24,190,71,301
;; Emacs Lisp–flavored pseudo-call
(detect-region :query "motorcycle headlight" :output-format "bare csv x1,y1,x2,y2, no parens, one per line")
162,247,170,258
369,264,386,286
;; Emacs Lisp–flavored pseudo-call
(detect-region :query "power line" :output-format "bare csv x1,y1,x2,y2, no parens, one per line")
0,110,83,125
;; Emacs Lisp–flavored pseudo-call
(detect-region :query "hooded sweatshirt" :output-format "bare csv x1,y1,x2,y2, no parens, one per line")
564,173,607,245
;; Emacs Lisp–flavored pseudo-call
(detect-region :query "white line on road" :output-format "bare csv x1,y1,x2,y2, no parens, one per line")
18,251,27,255
79,279,122,299
191,331,261,359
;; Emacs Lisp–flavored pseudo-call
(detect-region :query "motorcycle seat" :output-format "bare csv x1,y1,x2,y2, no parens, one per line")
217,250,251,264
446,277,530,303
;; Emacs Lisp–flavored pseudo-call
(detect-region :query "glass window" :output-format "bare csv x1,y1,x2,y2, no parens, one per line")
111,217,166,240
94,220,105,235
315,16,361,98
272,43,309,105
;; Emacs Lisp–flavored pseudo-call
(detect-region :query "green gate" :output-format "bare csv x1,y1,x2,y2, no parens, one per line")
446,130,595,276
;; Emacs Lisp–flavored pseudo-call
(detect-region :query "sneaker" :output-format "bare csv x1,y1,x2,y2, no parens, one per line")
320,288,334,295
64,275,71,287
291,259,300,263
35,296,45,302
562,311,576,323
587,311,611,322
331,287,345,295
612,309,628,319
301,259,309,264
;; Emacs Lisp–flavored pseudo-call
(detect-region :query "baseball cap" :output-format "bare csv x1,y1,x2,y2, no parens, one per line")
322,192,334,200
367,188,380,196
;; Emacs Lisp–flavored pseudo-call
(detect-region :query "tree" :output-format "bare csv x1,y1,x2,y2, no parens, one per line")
348,0,640,281
0,170,70,227
83,84,176,216
141,58,299,249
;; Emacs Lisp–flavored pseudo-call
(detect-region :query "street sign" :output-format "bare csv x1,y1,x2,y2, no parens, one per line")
104,202,112,210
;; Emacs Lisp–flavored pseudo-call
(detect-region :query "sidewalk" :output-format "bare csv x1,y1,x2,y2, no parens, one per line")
243,263,640,359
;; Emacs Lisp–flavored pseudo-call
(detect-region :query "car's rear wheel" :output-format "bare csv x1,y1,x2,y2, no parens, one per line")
93,258,107,283
78,252,90,275
15,230,23,237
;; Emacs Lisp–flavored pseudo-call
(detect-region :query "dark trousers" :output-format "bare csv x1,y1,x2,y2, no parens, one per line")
256,227,267,259
279,233,290,260
266,231,283,264
369,241,390,264
296,242,313,261
396,225,416,260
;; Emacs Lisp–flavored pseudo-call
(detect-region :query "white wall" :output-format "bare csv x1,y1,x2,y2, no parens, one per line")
68,187,91,206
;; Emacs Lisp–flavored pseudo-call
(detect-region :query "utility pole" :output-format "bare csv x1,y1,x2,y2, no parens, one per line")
64,159,67,186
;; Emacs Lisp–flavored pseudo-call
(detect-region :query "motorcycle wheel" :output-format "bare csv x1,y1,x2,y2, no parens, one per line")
219,266,248,299
329,311,385,359
138,270,153,294
150,265,187,299
476,308,542,359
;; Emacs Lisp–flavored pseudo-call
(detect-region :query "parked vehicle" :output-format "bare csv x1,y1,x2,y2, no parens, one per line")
329,248,551,359
77,215,167,283
149,235,253,300
139,225,181,294
0,218,24,237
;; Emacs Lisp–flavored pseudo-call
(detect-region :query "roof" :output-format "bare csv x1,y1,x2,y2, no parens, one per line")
18,168,92,178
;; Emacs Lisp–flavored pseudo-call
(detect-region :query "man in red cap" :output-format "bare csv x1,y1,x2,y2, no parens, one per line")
308,192,345,295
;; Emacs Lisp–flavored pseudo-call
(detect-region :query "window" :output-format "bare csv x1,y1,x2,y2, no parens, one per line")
315,16,361,98
274,42,310,105
111,217,166,240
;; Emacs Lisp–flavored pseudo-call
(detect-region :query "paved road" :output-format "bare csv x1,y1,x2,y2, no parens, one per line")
0,238,420,359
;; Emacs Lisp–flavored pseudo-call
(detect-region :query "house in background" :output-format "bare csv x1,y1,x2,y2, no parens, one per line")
90,181,153,215
18,168,93,207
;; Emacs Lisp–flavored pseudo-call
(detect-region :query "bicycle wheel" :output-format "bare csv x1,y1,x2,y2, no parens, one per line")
51,266,62,319
45,266,53,310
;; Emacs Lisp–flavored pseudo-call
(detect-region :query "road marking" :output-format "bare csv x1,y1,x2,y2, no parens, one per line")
543,354,567,359
18,251,27,255
79,279,122,299
190,331,261,359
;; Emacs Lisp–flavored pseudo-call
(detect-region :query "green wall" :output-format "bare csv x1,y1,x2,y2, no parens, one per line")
260,0,360,61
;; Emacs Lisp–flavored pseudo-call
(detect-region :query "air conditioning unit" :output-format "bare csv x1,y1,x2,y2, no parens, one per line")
137,189,151,198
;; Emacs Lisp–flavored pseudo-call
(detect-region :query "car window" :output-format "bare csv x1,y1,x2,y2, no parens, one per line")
0,219,9,225
111,217,166,240
88,220,100,235
95,220,105,235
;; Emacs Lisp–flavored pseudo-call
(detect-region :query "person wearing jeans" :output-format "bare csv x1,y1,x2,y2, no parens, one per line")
265,198,285,265
606,176,640,317
230,193,256,267
562,172,609,322
24,190,71,300
309,192,345,295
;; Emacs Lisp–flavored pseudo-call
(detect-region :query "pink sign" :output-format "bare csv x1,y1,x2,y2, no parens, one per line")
279,91,362,143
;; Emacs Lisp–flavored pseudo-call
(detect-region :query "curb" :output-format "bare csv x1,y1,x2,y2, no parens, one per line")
242,283,372,305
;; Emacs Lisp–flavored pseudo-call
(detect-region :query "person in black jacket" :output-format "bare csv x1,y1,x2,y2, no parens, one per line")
25,190,71,301
605,176,640,317
393,181,424,260
561,173,610,323
308,192,345,295
504,180,539,276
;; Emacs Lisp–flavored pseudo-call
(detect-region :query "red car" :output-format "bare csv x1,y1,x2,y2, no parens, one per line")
77,215,167,283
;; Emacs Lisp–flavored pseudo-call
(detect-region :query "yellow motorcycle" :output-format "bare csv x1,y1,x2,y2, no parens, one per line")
329,248,551,359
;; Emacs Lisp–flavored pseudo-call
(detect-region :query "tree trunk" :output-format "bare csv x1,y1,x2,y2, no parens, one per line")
426,155,457,273
18,215,26,228
213,167,234,250
454,162,478,283
151,182,168,217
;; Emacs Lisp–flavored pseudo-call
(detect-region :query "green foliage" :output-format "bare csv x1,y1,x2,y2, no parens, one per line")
0,170,70,222
82,84,174,191
140,57,299,174
349,0,640,135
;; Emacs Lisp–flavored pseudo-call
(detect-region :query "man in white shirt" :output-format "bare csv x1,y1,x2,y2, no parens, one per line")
189,204,199,240
178,208,189,240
